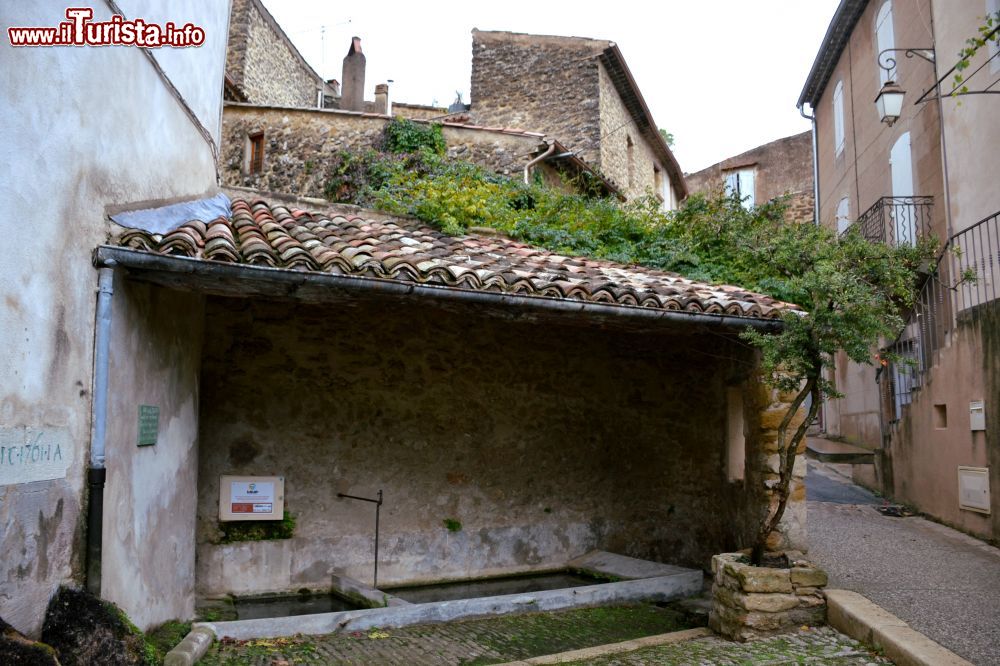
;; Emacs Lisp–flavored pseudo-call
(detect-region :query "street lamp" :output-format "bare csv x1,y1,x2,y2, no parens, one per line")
875,80,906,126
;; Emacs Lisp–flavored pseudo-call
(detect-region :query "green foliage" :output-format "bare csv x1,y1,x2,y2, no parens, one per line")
658,128,675,147
381,117,446,155
951,11,1000,95
218,510,296,544
442,518,462,532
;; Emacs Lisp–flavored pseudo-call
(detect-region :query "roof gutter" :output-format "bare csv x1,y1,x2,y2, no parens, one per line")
94,246,785,333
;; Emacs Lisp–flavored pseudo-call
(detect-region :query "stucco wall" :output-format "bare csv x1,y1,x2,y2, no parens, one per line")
0,0,226,636
226,0,320,107
194,296,771,596
887,306,999,540
810,0,944,451
932,4,1000,230
100,280,205,630
470,30,604,167
812,0,944,238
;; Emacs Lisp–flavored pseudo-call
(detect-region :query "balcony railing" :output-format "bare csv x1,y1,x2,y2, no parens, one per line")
843,196,934,247
880,208,1000,424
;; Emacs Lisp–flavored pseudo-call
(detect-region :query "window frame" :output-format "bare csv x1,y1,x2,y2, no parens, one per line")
248,131,265,175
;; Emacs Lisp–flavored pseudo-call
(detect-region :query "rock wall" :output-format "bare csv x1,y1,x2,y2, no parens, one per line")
686,131,815,223
194,295,766,596
221,105,550,197
226,0,321,107
597,61,663,200
221,105,388,196
470,30,604,167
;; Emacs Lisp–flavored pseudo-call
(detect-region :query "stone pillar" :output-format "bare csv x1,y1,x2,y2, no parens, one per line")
750,378,809,553
341,37,366,112
374,83,389,115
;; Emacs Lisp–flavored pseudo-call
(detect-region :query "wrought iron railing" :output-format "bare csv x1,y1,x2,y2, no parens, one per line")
880,209,1000,423
844,196,934,247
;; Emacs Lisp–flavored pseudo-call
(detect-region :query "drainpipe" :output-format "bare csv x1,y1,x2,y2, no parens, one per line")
798,102,826,432
798,103,820,227
86,263,115,595
523,142,557,185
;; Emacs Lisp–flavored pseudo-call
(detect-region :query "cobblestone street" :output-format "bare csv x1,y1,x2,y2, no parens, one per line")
198,605,889,665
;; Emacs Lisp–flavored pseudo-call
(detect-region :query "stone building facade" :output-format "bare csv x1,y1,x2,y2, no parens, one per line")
470,30,685,205
220,103,617,200
685,131,815,223
225,0,330,108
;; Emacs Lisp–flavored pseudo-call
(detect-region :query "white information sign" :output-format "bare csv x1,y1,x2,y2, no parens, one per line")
219,475,284,521
0,426,73,486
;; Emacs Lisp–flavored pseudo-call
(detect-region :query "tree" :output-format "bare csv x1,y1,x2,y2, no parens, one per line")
726,206,933,563
659,128,675,147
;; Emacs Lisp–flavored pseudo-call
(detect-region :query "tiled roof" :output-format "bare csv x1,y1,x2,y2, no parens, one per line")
115,199,797,320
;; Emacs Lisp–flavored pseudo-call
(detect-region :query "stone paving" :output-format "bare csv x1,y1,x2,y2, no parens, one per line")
197,604,889,665
807,460,1000,666
562,626,891,665
199,604,691,665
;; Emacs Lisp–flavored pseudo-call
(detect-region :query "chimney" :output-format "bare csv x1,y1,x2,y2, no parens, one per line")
326,79,341,97
374,83,389,115
341,37,366,112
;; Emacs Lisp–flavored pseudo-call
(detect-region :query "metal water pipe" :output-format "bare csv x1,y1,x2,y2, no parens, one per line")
86,263,115,594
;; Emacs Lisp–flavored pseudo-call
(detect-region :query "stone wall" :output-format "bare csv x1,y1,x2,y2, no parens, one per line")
194,295,769,596
221,104,552,197
470,30,604,167
597,61,663,200
221,105,388,196
442,126,545,178
685,131,815,223
226,0,321,107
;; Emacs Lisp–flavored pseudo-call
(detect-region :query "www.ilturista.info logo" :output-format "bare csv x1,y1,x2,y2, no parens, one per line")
7,8,205,48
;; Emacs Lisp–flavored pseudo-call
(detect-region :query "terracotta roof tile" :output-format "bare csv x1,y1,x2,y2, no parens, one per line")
115,198,798,320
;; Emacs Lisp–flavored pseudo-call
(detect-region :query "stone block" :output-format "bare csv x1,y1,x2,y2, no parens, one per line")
742,592,800,613
791,567,828,588
735,566,792,594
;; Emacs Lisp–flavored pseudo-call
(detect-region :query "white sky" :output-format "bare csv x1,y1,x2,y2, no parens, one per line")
262,0,840,173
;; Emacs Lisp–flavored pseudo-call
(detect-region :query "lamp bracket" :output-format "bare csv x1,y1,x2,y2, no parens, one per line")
878,47,936,74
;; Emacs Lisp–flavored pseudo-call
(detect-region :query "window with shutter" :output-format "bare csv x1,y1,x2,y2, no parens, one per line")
876,2,896,85
833,81,845,157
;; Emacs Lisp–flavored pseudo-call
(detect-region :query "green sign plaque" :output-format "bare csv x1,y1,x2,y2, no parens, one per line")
137,405,159,447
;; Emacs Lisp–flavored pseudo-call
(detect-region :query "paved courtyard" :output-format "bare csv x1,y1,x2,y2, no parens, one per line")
198,604,888,665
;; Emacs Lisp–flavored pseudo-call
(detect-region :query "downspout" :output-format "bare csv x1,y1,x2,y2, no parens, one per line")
798,103,820,227
86,263,115,595
523,142,557,185
799,102,826,433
